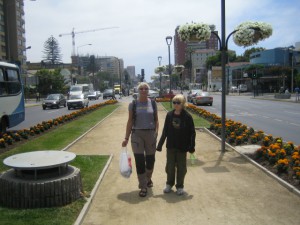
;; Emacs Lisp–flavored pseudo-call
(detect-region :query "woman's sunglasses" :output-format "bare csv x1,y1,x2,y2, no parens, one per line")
172,101,181,105
139,88,149,91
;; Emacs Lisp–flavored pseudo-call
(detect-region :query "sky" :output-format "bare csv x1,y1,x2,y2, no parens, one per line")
24,0,300,81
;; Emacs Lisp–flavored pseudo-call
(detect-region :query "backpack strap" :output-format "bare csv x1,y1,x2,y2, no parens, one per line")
151,99,158,122
132,100,137,127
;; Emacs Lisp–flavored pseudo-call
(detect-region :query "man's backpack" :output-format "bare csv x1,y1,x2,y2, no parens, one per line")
132,99,157,127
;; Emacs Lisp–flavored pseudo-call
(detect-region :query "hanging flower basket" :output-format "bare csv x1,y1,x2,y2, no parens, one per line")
233,21,273,47
178,23,211,42
155,66,165,74
174,65,185,74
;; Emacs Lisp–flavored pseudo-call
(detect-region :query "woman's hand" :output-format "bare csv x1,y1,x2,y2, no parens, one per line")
122,139,128,147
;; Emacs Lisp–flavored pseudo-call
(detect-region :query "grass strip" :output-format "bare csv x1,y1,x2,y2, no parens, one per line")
161,102,210,128
0,104,118,173
0,155,108,225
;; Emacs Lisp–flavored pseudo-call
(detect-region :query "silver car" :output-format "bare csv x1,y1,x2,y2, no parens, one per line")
148,90,159,100
192,92,213,106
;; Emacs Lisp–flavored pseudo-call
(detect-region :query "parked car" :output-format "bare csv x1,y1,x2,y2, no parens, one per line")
148,90,159,100
192,91,213,106
103,89,114,99
67,94,89,110
88,91,98,100
42,94,66,110
187,89,202,102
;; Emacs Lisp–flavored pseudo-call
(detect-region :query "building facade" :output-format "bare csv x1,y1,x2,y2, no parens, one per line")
126,66,136,80
1,0,27,73
174,25,219,84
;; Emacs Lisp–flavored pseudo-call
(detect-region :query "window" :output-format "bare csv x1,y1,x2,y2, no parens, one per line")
0,71,6,96
6,69,21,95
7,69,19,81
0,69,4,82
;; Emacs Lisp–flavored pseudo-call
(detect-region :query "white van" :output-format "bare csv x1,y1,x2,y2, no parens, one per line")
69,84,90,96
238,84,247,92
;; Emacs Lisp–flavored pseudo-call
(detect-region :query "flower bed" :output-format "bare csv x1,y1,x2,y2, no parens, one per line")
0,100,118,151
155,98,172,102
186,104,300,189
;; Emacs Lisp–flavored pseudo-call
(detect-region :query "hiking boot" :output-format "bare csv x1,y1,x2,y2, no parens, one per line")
163,185,172,193
176,188,184,196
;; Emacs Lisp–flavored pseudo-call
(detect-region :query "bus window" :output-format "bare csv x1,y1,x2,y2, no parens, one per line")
6,69,21,95
0,69,4,82
7,69,19,81
0,69,6,96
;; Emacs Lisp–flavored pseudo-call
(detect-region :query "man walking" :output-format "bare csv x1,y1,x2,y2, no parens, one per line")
295,86,300,101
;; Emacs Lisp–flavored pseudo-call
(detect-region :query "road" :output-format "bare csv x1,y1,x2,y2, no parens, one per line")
198,94,300,145
10,94,300,145
9,97,107,131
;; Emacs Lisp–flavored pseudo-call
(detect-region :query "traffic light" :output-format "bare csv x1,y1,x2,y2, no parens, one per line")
252,73,257,79
141,69,145,82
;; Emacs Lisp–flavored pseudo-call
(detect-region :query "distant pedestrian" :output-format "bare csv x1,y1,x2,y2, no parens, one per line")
156,94,196,195
122,82,159,197
111,91,116,100
295,86,300,101
36,92,40,102
285,89,289,94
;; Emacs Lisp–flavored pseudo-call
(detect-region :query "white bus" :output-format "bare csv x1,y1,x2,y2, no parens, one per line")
0,62,25,132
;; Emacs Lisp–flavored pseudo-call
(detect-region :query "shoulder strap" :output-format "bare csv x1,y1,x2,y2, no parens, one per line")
132,100,137,126
151,99,158,122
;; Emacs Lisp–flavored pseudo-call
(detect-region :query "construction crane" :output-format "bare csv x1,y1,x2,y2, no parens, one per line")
59,27,118,56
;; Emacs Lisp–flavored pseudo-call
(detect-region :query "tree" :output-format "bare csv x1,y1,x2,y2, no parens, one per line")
43,36,62,64
36,69,66,95
243,47,265,61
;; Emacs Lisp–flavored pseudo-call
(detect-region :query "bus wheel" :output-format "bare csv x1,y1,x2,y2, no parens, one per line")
0,118,7,133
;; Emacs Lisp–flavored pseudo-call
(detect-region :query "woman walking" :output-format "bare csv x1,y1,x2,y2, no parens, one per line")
156,94,195,195
122,82,159,197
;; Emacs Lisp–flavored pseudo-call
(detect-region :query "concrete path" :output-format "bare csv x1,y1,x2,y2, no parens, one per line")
68,102,300,225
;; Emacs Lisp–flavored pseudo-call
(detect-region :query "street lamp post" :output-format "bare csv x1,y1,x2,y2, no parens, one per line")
166,36,173,107
158,56,162,97
288,46,295,92
166,36,172,90
211,0,262,152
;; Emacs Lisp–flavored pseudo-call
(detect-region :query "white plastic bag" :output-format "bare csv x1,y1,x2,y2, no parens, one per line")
119,147,132,178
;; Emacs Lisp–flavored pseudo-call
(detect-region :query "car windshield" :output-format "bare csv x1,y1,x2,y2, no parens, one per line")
70,86,82,91
46,94,59,100
201,92,210,96
89,91,96,95
104,89,113,93
70,95,82,100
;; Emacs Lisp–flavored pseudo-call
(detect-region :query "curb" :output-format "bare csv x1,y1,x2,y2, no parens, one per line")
250,97,300,104
203,127,300,198
73,154,114,225
61,105,120,151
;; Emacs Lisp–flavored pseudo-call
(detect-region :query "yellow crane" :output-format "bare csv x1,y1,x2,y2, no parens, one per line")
59,27,118,56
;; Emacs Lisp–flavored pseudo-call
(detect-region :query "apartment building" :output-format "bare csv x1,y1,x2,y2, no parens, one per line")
1,0,26,72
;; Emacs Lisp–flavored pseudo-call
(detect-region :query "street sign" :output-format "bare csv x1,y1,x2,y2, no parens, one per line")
243,73,248,78
253,79,257,85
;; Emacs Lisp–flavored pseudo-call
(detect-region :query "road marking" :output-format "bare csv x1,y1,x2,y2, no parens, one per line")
274,119,283,122
262,116,270,118
289,122,300,127
47,110,59,114
284,111,300,115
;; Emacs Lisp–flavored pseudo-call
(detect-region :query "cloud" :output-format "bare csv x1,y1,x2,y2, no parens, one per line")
25,0,300,81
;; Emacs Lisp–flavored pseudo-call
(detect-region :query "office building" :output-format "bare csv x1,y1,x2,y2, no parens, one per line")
1,0,27,73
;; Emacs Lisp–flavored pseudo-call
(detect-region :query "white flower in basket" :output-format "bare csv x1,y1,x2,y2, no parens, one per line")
178,23,211,42
174,65,185,74
233,21,272,47
155,66,166,74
